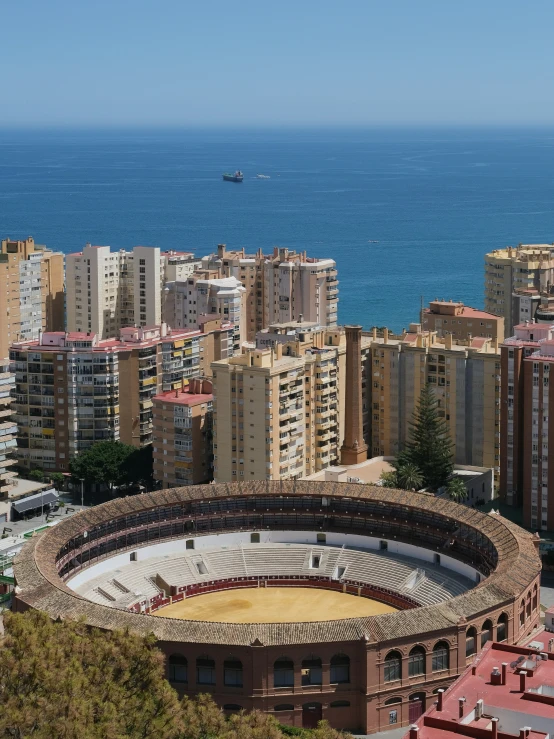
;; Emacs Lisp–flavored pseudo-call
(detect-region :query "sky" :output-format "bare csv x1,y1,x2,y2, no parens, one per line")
2,0,554,127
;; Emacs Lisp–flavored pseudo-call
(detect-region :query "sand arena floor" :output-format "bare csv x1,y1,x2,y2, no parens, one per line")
153,587,398,623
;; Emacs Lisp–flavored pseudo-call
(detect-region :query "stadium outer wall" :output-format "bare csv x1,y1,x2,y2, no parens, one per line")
12,481,541,734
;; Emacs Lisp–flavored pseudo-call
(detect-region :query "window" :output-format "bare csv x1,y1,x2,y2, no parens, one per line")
384,651,402,682
330,654,350,684
274,704,294,712
389,710,398,725
481,620,493,648
317,533,326,543
330,701,350,708
223,704,242,712
301,657,322,685
432,642,449,672
408,646,425,677
168,654,188,683
250,532,260,543
466,627,477,657
186,539,195,549
497,613,508,642
196,657,216,685
274,658,294,688
224,659,243,687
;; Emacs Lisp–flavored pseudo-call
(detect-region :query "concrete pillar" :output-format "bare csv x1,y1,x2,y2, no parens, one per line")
341,325,368,465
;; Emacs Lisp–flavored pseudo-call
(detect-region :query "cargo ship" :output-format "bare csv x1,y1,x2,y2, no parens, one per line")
222,171,243,182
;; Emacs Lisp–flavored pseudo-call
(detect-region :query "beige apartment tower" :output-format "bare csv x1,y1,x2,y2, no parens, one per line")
152,378,213,488
203,244,338,341
0,237,64,360
212,326,346,482
485,243,554,336
366,325,501,475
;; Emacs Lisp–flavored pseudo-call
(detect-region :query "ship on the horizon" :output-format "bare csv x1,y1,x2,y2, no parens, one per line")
222,171,243,182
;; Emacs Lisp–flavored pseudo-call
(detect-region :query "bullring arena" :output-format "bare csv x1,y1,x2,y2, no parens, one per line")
13,481,541,734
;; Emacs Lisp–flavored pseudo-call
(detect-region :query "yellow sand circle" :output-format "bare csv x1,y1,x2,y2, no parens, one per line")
153,587,398,623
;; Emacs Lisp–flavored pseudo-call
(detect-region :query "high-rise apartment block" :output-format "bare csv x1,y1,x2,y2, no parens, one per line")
500,321,554,530
10,322,233,471
66,245,201,339
422,300,504,343
163,272,246,351
0,359,17,503
0,237,64,360
211,324,346,482
202,244,338,341
152,378,213,488
485,244,554,335
366,325,501,474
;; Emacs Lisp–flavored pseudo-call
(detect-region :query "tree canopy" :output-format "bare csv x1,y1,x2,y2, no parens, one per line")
0,611,353,739
398,383,454,491
69,440,153,490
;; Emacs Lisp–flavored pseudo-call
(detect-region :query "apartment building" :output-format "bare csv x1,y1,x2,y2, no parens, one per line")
66,245,201,339
485,243,554,335
10,322,233,472
163,272,246,351
500,321,554,529
0,237,64,360
0,359,17,505
202,244,338,341
422,300,504,343
211,326,346,482
367,325,501,474
152,378,213,488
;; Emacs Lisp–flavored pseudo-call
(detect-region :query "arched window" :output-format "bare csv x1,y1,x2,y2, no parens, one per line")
196,656,216,685
526,593,532,619
384,651,402,682
432,642,449,672
466,627,477,657
223,704,242,712
168,654,188,683
330,700,350,708
408,646,425,677
481,619,493,648
520,599,525,626
532,585,538,612
224,659,243,687
384,697,402,705
274,704,294,712
301,656,322,686
274,658,294,688
330,654,350,684
497,613,508,642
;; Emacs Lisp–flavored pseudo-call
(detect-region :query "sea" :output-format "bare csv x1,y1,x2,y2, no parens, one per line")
2,126,554,331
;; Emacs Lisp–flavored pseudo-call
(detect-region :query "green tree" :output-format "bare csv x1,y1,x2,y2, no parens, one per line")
446,475,467,503
400,383,454,491
28,468,45,482
69,440,137,490
396,463,424,491
49,472,65,490
379,470,398,488
122,444,154,489
0,611,183,739
310,721,353,739
221,710,284,739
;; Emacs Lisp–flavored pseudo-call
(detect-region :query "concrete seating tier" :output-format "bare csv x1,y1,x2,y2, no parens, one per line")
72,542,473,611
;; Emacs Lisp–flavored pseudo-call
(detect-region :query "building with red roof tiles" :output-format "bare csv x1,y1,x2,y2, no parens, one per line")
9,322,232,473
152,378,213,487
403,640,554,739
423,300,504,343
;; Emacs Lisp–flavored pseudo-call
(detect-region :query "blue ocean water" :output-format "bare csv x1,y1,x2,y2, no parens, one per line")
2,127,554,331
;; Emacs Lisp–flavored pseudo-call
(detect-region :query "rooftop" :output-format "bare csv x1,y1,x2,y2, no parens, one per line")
405,641,554,739
153,389,213,406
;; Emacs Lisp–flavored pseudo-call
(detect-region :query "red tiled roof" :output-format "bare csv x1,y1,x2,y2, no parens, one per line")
153,390,213,406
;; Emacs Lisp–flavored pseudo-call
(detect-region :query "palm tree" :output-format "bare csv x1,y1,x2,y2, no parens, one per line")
396,463,424,491
446,476,467,503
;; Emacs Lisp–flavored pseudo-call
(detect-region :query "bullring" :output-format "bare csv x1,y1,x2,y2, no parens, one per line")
13,481,541,734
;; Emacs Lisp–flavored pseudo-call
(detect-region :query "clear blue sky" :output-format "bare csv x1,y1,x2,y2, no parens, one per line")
2,0,554,127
